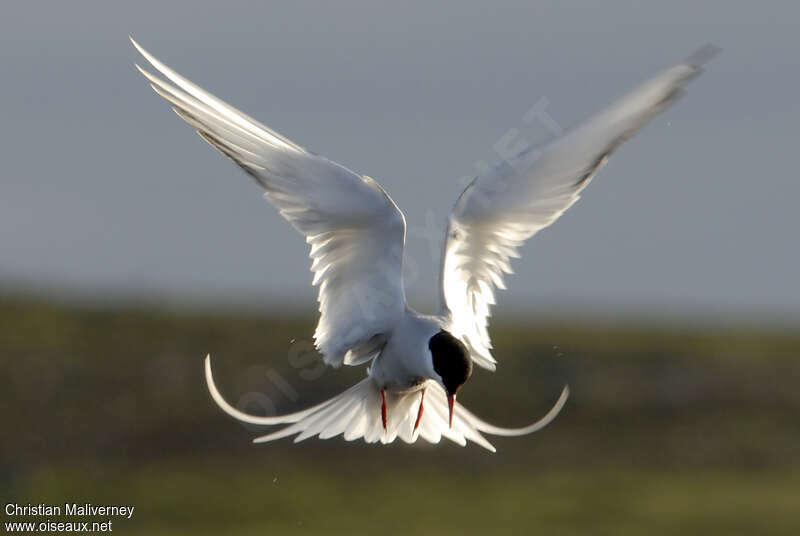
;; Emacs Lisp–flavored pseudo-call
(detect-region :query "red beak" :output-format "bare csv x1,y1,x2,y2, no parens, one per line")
447,394,456,428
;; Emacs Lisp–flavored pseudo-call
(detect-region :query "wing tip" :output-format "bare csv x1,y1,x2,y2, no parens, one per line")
129,35,148,58
133,63,150,78
686,43,722,67
474,356,497,372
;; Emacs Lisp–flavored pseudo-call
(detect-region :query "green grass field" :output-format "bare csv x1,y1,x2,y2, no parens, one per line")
2,296,798,534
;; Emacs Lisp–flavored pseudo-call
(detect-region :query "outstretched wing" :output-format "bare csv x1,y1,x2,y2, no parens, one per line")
439,45,719,370
132,39,407,367
205,356,569,452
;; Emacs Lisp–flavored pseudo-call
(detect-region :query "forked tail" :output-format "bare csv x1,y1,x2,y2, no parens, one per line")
204,355,568,452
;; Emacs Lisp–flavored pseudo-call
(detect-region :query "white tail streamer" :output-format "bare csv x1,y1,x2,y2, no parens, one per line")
205,355,568,452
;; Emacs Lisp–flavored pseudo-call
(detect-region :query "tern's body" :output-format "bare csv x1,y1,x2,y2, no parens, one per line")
132,38,717,451
369,312,441,391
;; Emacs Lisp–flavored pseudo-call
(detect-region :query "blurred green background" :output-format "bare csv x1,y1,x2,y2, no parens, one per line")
2,295,798,535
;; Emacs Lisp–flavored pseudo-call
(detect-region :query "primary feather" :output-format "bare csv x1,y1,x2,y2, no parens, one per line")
132,38,407,367
439,44,719,370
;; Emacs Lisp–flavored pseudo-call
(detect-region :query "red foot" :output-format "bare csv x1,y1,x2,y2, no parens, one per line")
413,388,426,433
380,388,387,430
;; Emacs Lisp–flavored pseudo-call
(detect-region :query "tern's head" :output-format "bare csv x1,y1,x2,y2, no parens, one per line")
429,330,472,427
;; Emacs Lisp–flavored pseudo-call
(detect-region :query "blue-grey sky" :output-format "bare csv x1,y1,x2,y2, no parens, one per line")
1,1,798,318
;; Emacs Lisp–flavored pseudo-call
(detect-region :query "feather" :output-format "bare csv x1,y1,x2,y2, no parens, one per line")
439,45,719,371
205,356,568,452
132,37,407,368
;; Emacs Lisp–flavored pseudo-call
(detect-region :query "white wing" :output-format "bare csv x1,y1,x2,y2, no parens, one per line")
440,45,719,370
132,39,407,367
205,356,569,452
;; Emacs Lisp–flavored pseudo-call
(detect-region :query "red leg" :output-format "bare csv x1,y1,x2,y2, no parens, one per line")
413,388,426,433
380,388,387,430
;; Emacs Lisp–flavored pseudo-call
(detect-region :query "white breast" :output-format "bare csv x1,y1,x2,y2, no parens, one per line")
369,311,442,389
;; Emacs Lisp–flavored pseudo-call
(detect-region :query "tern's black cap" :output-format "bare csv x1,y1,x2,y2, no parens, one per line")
429,330,472,395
